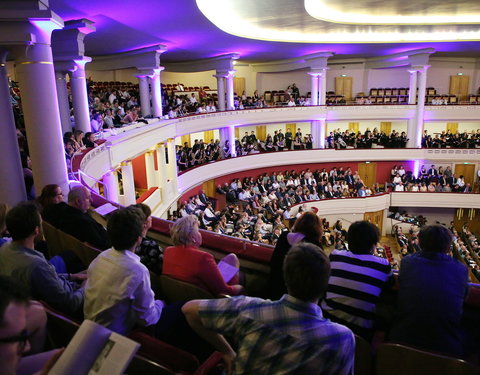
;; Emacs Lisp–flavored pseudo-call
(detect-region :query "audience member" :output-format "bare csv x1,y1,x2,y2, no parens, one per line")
0,276,62,375
389,225,469,358
0,202,85,315
163,215,244,296
182,242,355,374
268,211,323,299
321,221,393,341
43,185,110,250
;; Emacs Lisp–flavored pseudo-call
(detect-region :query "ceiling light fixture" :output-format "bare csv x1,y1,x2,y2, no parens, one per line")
197,0,480,43
304,0,480,25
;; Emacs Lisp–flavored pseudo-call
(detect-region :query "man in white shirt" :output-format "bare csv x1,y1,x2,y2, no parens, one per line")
85,206,210,357
395,182,405,192
189,93,197,104
84,207,164,335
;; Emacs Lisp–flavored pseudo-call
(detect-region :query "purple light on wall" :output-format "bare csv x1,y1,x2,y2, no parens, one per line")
413,160,420,178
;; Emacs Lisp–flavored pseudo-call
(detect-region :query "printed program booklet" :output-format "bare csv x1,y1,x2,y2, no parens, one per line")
49,320,140,375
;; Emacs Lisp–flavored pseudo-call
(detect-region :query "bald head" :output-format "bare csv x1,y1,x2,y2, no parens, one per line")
68,185,91,213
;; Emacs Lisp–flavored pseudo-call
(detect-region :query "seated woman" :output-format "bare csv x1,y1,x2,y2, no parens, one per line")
163,215,244,296
267,211,323,299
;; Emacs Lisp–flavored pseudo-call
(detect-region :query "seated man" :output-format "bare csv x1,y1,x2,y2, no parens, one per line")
84,207,207,357
321,221,393,341
0,203,84,316
43,185,110,250
183,243,354,374
389,225,469,358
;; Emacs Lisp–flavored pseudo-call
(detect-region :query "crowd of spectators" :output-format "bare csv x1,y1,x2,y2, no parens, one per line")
173,167,384,245
422,130,480,148
390,164,473,193
1,178,480,372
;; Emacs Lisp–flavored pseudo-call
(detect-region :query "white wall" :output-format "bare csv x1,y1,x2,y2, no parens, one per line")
162,70,217,90
328,63,366,96
427,59,476,95
367,66,410,90
234,64,257,96
256,69,310,97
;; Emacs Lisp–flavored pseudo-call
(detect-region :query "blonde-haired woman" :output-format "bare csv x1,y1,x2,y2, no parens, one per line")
163,215,244,296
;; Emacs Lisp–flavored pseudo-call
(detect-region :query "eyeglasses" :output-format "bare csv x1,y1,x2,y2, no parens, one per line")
0,329,32,353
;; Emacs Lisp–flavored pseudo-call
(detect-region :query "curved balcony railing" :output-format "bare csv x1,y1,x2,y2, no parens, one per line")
77,106,480,217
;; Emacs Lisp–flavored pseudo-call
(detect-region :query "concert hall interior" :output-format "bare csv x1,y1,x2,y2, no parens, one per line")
0,1,480,374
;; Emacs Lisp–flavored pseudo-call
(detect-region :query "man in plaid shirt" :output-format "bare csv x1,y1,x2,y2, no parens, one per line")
183,243,354,374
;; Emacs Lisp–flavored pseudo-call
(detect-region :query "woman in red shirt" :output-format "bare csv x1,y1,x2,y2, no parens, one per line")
163,215,244,296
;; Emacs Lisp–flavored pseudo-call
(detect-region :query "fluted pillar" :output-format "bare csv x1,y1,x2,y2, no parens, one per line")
0,51,27,205
150,67,164,117
136,74,151,117
408,69,418,105
311,119,326,148
214,72,226,111
226,71,235,110
70,58,92,133
121,161,136,205
145,150,157,189
55,70,72,135
102,170,119,203
309,72,319,105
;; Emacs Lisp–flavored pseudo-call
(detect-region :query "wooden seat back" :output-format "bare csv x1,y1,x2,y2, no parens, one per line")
158,275,214,303
376,343,479,375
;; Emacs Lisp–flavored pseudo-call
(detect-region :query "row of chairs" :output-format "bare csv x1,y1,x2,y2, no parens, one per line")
469,95,480,104
42,222,223,374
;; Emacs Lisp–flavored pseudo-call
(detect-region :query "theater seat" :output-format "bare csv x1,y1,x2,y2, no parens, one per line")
42,221,63,258
158,274,215,303
355,335,372,375
375,343,478,375
58,230,102,267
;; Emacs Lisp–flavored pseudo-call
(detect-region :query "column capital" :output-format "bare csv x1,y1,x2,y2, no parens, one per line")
215,69,235,78
120,160,132,167
156,142,165,148
410,65,431,72
52,19,95,62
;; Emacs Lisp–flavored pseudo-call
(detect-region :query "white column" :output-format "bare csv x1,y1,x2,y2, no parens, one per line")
406,118,417,148
102,170,119,203
70,59,92,133
413,65,429,149
155,142,168,195
309,72,319,105
0,52,27,205
150,68,163,117
166,139,178,192
15,43,69,197
121,161,136,205
219,127,229,158
226,71,235,110
311,119,326,149
229,125,236,157
408,69,418,105
136,75,151,117
55,70,72,135
318,69,328,105
145,150,157,188
214,73,226,111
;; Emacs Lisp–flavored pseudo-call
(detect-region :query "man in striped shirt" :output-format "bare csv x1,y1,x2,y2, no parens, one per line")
321,221,393,341
183,243,354,375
